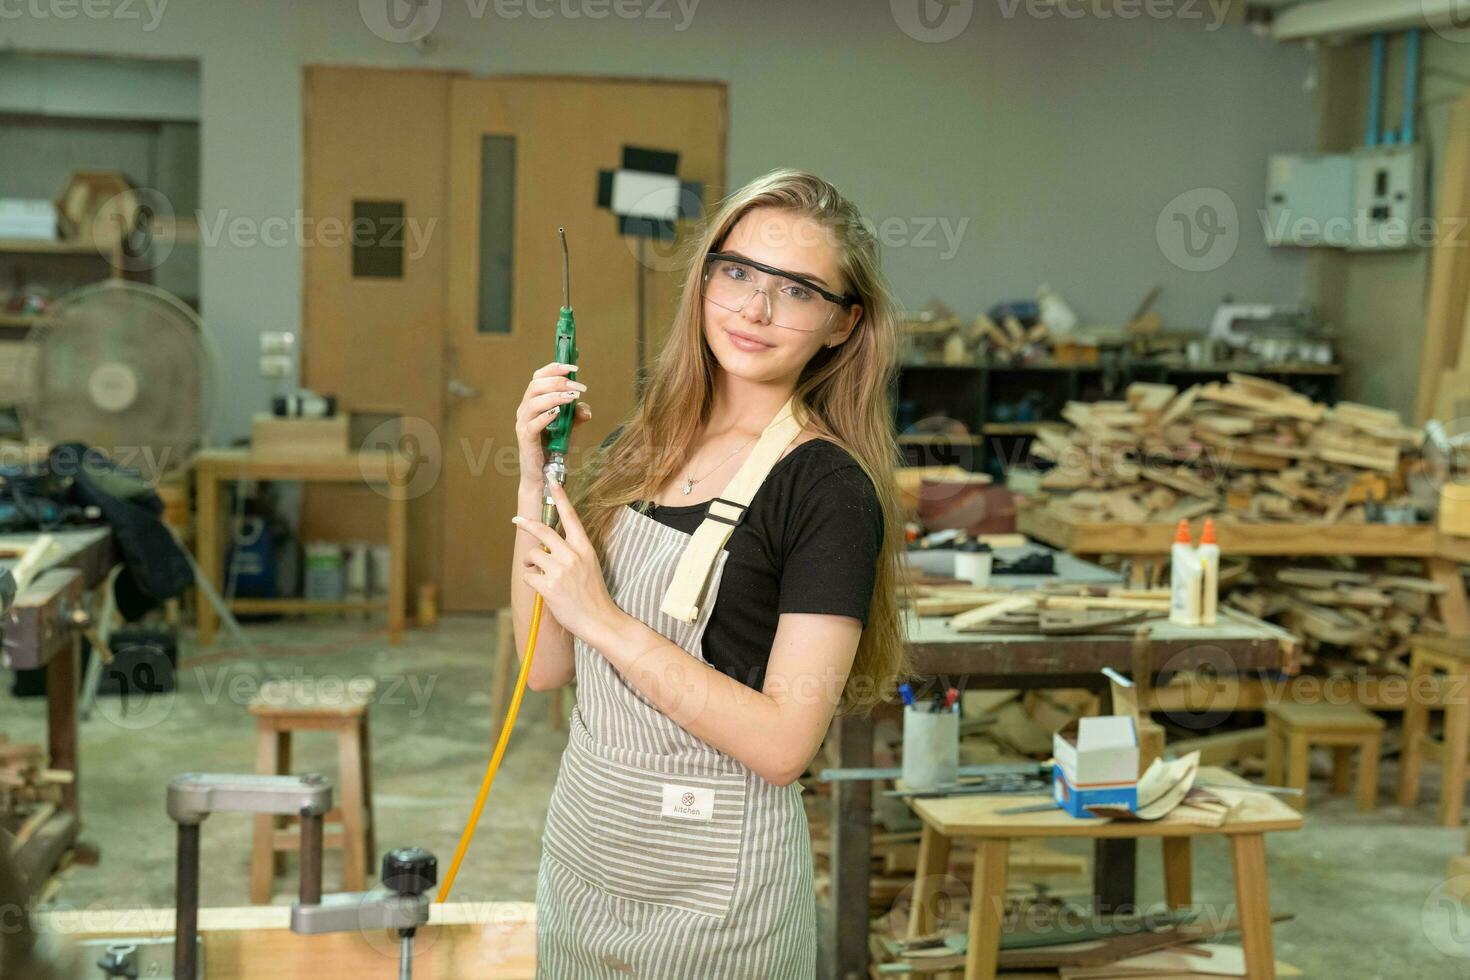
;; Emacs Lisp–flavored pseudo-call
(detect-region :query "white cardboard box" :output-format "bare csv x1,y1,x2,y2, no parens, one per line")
1052,715,1138,817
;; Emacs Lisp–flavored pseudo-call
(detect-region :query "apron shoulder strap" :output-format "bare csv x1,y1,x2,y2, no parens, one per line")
659,397,805,623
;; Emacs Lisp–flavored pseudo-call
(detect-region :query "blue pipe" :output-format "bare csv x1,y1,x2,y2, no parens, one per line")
1367,32,1386,147
1403,28,1420,144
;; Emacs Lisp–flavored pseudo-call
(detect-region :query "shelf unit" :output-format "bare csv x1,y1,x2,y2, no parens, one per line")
894,356,1342,477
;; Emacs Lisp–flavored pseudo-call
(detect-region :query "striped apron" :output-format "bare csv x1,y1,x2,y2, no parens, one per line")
536,402,816,978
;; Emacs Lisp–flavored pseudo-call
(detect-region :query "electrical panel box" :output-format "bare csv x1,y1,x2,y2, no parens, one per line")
1350,145,1426,250
1265,146,1426,251
1266,153,1355,248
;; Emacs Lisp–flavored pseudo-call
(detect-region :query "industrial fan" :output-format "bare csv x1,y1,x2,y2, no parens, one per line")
19,280,211,473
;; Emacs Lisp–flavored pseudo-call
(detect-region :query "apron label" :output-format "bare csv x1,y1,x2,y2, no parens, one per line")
661,784,715,822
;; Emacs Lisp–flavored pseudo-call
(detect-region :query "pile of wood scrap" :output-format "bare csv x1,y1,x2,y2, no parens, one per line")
1228,562,1446,673
905,582,1170,634
1031,374,1422,524
0,739,68,814
872,917,1297,976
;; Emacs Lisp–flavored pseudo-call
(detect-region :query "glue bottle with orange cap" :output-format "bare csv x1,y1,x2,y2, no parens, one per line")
1198,518,1220,625
1169,519,1202,627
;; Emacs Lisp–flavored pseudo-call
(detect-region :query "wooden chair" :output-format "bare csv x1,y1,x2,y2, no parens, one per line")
249,677,376,903
1398,635,1470,825
491,608,568,739
1265,701,1383,812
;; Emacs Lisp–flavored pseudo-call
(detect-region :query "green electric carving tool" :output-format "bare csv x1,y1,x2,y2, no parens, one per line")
542,228,578,529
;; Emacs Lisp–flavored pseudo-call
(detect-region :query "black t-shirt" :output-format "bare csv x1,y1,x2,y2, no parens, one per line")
617,438,883,691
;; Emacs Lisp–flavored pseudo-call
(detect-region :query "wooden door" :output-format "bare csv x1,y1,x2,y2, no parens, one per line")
301,67,450,601
439,76,726,611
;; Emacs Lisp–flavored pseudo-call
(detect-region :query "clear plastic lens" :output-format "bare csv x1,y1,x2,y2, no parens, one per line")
704,259,832,332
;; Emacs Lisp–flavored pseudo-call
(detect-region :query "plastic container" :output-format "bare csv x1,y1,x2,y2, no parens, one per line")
304,542,345,602
1198,518,1220,626
1169,519,1201,627
901,702,960,791
955,539,993,587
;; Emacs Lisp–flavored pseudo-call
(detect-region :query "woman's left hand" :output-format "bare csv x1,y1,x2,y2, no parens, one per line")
513,482,623,644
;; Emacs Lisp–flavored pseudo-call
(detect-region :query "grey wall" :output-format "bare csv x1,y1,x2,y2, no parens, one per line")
1312,32,1470,421
2,0,1316,443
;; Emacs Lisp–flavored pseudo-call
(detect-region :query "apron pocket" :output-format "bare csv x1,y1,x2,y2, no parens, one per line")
545,731,747,920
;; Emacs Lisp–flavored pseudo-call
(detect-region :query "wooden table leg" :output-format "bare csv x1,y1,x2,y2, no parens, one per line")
1161,837,1192,910
195,469,220,645
251,722,281,904
387,488,406,645
46,634,80,815
1429,556,1470,637
1286,733,1310,812
1440,694,1469,826
1229,833,1276,979
966,838,1010,980
1356,736,1380,813
1094,839,1137,913
908,823,954,937
338,722,367,892
1399,652,1430,807
830,710,873,980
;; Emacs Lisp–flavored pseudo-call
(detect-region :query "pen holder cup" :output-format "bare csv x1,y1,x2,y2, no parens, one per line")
901,702,960,791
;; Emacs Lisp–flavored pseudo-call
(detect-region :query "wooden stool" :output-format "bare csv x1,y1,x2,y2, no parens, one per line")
1265,702,1383,812
249,677,377,903
491,608,566,739
906,767,1301,979
1398,635,1470,826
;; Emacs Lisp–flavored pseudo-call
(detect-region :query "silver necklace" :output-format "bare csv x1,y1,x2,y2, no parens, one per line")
681,435,758,494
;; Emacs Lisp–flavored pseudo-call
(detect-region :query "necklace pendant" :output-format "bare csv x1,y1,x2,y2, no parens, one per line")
681,480,693,495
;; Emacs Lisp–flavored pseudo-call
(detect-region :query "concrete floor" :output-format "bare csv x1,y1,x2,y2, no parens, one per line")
0,616,1460,976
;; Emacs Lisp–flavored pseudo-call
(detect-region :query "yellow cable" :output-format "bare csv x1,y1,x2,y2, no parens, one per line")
436,587,545,902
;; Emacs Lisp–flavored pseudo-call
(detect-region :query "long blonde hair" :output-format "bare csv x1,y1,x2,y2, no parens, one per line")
570,169,911,714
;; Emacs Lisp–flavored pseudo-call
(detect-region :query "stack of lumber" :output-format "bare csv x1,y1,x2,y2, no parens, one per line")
1228,563,1445,674
1031,374,1421,524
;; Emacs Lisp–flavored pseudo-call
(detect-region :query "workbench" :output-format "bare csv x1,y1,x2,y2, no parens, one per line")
824,604,1298,980
0,527,116,890
192,450,413,645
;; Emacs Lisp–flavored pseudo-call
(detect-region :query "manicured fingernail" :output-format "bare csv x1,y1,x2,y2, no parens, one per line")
568,382,587,391
511,516,523,524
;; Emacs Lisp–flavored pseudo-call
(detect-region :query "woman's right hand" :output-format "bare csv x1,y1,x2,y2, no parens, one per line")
516,361,589,487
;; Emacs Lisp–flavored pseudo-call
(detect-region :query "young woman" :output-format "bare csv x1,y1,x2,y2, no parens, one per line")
509,169,909,977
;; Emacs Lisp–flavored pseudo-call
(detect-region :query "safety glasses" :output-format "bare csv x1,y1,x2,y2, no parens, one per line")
702,251,858,333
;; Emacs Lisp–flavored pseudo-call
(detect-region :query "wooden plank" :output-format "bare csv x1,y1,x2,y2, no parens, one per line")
1018,509,1440,557
42,902,537,979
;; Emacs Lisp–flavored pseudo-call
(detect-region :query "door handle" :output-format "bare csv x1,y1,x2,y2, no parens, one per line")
447,379,480,399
